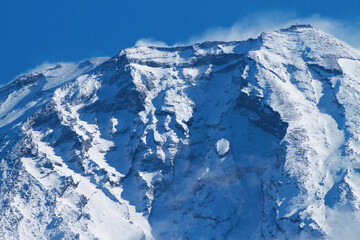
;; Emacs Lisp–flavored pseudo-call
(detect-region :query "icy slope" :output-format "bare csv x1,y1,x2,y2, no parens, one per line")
1,25,360,239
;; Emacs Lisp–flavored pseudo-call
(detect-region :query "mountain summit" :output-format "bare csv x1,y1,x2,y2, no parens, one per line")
1,25,360,239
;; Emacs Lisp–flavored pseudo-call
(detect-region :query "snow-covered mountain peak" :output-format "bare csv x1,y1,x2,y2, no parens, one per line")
2,25,360,239
284,24,314,30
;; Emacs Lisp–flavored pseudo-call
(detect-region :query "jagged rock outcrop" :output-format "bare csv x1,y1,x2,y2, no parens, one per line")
1,25,360,239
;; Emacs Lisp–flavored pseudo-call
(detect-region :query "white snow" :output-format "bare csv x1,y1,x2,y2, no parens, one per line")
338,58,360,79
216,138,230,156
2,25,360,240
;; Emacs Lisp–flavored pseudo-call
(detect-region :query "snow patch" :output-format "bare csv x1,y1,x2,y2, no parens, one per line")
216,138,230,157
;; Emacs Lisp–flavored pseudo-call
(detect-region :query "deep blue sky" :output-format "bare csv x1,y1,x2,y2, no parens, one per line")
1,0,360,84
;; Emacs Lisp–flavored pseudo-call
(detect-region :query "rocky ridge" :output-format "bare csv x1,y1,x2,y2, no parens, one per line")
1,25,360,239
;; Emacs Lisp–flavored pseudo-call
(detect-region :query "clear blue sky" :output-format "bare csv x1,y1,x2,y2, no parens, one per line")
1,0,360,84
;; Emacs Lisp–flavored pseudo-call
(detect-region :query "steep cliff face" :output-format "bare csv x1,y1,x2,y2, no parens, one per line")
1,25,360,239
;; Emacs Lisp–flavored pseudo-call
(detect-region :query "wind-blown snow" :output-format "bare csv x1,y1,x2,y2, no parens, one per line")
1,25,360,239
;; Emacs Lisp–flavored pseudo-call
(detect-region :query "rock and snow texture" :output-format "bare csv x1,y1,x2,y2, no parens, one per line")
1,25,360,239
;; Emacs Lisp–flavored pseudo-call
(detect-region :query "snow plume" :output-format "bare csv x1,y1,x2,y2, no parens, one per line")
182,12,360,49
25,61,74,74
132,12,360,50
135,38,168,47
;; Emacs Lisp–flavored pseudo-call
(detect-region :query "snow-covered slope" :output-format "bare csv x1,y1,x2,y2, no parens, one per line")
1,25,360,239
